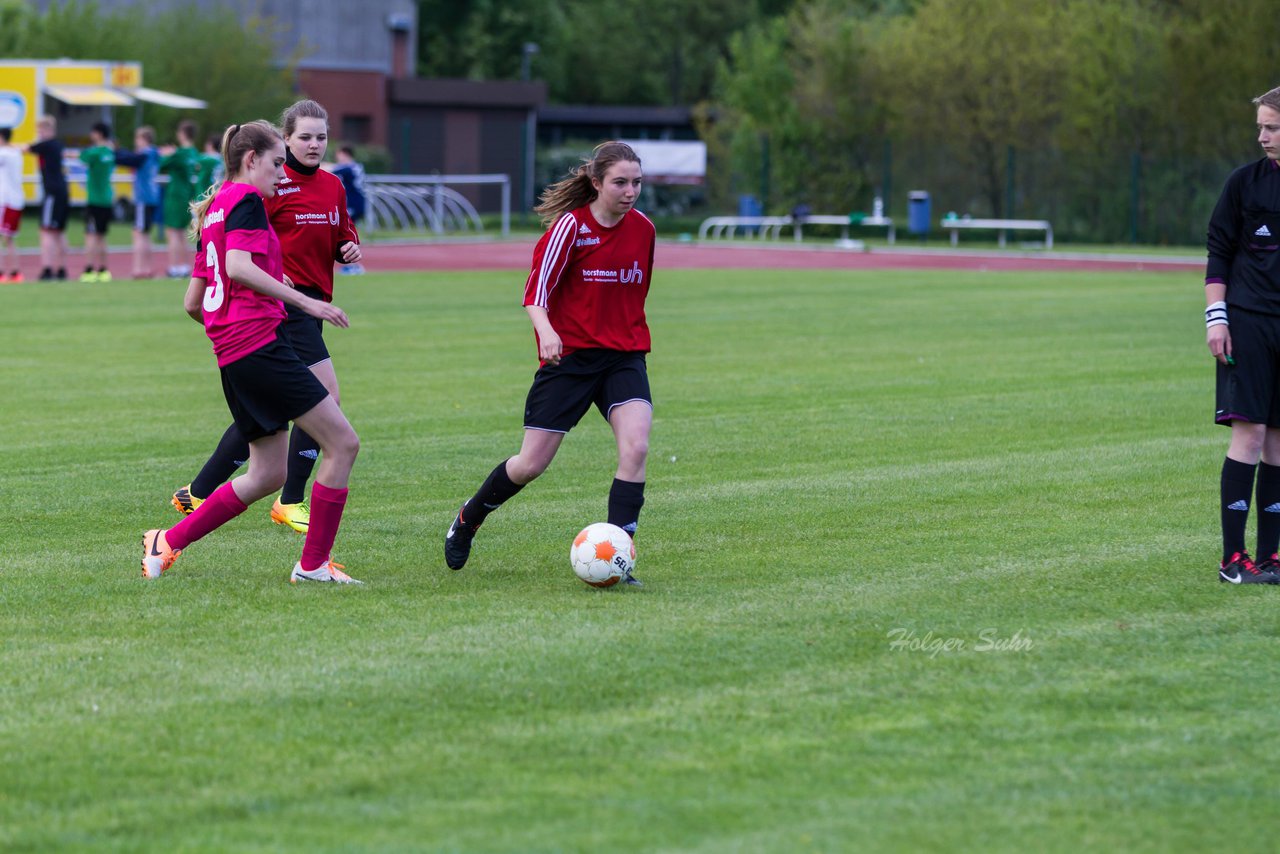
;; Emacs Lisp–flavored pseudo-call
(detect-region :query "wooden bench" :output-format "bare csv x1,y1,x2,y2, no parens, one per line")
941,217,1053,249
794,215,896,245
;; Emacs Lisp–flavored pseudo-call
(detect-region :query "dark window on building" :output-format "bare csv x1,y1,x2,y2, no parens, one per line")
342,115,372,145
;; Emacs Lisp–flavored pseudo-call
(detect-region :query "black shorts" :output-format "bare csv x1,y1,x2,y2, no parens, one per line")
523,349,651,433
220,327,330,441
1216,306,1280,427
41,191,68,231
85,205,111,236
134,203,157,234
282,285,330,366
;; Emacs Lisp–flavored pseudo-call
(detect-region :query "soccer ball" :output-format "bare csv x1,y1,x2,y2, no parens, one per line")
570,522,635,587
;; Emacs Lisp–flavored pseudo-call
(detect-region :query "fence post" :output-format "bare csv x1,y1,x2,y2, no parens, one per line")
1129,151,1140,244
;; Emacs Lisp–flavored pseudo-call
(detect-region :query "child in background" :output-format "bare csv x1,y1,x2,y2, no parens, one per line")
0,127,23,283
159,120,199,278
79,121,115,282
332,146,366,275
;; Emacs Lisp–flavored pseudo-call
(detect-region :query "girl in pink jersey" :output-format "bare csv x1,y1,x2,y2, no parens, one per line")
169,100,363,537
141,120,362,584
445,141,654,586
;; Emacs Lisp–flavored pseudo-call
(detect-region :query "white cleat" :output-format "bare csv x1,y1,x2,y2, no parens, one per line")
289,559,362,584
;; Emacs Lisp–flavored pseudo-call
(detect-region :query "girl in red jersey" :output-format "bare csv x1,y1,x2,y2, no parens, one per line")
445,141,654,586
170,100,363,537
141,120,361,584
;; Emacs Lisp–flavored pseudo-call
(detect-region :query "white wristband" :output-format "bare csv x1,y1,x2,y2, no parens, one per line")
1206,301,1228,328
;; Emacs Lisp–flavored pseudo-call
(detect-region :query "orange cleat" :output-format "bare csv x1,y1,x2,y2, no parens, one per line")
141,529,181,579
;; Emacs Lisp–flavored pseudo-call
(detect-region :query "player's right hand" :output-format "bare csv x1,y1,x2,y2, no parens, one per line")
1208,324,1232,365
539,331,563,365
305,297,349,328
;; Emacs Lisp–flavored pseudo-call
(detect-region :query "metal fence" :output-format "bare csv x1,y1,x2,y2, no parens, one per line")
364,174,510,237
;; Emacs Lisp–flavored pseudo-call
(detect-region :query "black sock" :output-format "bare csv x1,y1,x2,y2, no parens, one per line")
190,423,251,499
281,425,320,504
462,460,525,528
84,265,93,274
1256,462,1280,558
607,478,646,537
1222,457,1257,563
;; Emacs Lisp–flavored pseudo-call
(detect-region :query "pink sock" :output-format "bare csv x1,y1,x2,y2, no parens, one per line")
166,482,248,551
300,482,348,571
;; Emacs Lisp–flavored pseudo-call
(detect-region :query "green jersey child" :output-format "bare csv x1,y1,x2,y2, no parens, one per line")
79,122,116,282
158,119,199,278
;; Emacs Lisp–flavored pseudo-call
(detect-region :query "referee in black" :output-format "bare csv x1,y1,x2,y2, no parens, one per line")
1206,84,1280,584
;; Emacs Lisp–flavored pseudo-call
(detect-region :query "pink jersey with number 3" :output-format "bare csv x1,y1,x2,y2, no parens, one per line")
194,181,287,366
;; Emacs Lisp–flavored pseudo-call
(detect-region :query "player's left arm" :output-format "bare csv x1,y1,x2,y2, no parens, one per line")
335,184,361,264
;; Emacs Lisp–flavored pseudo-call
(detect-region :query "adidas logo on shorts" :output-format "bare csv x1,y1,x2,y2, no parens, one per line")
1256,224,1272,237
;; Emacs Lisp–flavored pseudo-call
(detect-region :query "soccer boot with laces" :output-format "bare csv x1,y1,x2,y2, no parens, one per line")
445,503,478,570
270,498,310,534
141,529,181,579
172,484,204,516
1219,551,1279,584
290,559,361,584
1252,553,1280,582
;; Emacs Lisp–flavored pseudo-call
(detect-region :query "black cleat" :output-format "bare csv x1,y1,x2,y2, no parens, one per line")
621,569,643,587
445,503,477,570
1219,551,1279,584
1253,553,1280,582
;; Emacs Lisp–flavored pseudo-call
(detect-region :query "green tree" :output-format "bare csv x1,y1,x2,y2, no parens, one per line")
704,3,892,213
128,3,296,143
880,0,1066,216
417,0,557,80
1164,0,1278,165
0,1,295,145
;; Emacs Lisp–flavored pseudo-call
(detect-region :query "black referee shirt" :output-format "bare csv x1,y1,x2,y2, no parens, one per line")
1207,157,1280,316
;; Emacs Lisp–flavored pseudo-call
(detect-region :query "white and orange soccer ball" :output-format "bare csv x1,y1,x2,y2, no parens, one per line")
570,522,636,587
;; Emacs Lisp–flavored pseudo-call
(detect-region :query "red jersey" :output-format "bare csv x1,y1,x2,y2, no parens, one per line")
522,205,655,359
194,182,286,367
266,162,357,300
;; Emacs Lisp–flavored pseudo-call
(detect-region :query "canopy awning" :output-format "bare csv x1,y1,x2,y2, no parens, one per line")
44,85,207,110
45,85,134,107
126,87,207,110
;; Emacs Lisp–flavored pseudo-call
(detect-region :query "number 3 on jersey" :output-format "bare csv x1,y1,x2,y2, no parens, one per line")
203,241,225,311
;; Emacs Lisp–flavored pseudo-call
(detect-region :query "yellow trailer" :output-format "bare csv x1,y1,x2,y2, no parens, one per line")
0,59,205,205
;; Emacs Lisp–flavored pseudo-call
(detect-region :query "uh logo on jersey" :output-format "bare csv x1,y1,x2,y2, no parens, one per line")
582,261,644,285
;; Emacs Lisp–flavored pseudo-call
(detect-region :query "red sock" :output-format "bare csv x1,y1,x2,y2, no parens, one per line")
165,482,248,551
300,481,348,571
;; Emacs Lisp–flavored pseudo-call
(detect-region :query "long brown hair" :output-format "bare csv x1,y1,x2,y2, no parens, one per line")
534,141,641,228
189,120,283,240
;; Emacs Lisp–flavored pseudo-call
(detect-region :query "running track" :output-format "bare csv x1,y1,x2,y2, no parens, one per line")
360,239,1204,275
5,239,1203,281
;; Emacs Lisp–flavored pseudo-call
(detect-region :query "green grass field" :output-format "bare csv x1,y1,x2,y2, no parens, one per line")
0,264,1271,851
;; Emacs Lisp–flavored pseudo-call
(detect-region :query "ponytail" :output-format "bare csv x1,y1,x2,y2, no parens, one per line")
188,121,282,241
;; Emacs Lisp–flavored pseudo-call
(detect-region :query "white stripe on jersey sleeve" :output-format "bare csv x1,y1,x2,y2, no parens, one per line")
535,212,578,307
